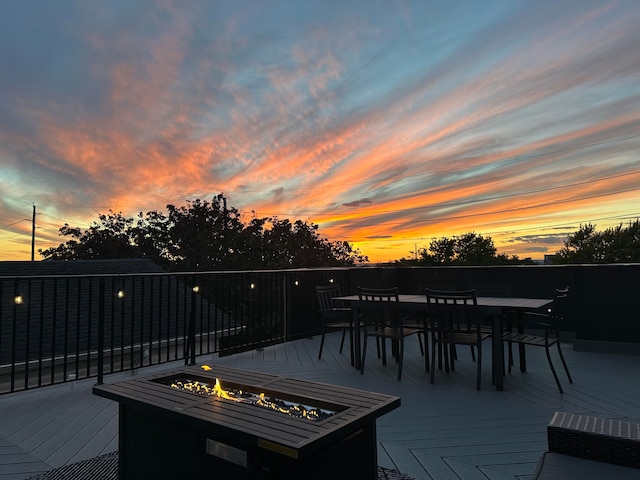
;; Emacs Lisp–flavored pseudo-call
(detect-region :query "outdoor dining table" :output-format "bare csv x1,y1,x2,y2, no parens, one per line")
334,293,553,391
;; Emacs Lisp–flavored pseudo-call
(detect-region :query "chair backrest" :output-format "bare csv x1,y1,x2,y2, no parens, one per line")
358,287,400,328
316,284,344,318
425,288,479,332
548,286,570,328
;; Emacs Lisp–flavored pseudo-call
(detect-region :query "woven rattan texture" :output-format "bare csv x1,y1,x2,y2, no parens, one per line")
548,412,640,469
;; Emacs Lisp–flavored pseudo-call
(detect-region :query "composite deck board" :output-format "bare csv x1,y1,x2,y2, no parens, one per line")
28,394,105,461
1,332,640,479
0,436,52,480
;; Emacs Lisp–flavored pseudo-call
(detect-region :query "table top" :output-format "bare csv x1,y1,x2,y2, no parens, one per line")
335,293,552,310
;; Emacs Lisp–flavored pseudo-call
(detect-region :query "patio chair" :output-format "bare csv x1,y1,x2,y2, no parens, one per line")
425,289,490,390
316,284,355,364
358,287,421,381
502,287,573,393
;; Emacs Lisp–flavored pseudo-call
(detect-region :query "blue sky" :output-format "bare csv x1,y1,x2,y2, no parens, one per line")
1,0,639,262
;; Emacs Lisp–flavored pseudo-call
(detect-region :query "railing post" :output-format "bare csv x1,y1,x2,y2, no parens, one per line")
185,276,197,365
284,273,291,341
96,278,105,385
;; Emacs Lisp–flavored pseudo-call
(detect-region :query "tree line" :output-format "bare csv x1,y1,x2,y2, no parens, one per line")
39,198,367,271
397,220,640,265
395,232,535,266
553,220,640,264
40,197,640,268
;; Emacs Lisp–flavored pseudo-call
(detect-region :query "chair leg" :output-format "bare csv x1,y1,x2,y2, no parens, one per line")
424,331,430,372
417,332,425,356
397,338,404,381
430,336,437,385
318,329,326,359
360,331,368,375
447,344,455,372
509,340,516,372
339,329,347,353
476,343,482,391
443,343,451,373
381,338,387,366
556,341,573,383
508,341,514,368
545,346,564,393
348,327,355,366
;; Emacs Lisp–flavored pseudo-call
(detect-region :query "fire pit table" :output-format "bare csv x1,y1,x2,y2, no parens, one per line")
93,365,400,479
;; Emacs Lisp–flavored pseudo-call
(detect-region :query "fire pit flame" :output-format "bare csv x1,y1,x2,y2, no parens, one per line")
169,378,336,422
213,378,242,402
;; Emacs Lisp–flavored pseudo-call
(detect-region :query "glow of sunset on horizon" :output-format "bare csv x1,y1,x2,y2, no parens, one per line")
1,0,639,263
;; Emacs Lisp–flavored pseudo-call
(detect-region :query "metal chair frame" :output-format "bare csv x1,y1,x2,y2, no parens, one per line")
358,287,421,381
502,287,573,393
316,284,354,364
425,288,490,390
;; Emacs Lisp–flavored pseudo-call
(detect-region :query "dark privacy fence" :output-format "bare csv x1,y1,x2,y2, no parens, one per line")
0,268,350,394
2,263,638,394
347,263,640,349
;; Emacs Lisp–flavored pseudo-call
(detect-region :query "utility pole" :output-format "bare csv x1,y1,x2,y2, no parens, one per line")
31,204,36,261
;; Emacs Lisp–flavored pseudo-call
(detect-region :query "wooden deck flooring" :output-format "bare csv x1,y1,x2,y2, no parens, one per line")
1,332,640,480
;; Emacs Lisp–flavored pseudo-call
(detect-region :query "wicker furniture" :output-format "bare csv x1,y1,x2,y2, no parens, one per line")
533,412,640,479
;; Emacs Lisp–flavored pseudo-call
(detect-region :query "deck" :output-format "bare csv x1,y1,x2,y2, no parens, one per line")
1,332,640,480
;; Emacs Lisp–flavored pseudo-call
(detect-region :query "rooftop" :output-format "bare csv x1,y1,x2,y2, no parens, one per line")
1,331,639,480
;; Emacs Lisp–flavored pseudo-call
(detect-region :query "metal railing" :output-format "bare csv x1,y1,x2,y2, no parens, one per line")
0,268,350,394
7,261,636,394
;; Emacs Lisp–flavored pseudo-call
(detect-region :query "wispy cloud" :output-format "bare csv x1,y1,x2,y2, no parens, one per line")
1,0,639,261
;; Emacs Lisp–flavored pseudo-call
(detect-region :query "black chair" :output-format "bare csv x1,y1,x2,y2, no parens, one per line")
316,284,354,363
425,289,490,390
402,313,427,367
502,287,573,393
358,287,421,381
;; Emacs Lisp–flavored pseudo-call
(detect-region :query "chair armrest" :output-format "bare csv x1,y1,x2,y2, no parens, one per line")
547,412,640,468
521,311,554,330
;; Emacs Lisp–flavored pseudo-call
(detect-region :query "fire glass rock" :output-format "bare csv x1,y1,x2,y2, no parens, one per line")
169,378,336,421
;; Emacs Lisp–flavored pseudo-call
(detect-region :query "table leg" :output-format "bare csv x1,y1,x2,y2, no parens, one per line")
517,311,527,372
352,307,361,370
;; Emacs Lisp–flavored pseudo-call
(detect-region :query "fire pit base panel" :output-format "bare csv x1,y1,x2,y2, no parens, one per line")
120,403,378,480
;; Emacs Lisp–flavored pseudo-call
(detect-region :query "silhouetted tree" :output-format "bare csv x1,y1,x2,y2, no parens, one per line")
401,232,533,265
39,197,367,270
554,220,640,263
40,211,139,260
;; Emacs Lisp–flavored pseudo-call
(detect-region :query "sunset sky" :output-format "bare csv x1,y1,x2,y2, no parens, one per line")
1,0,639,263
